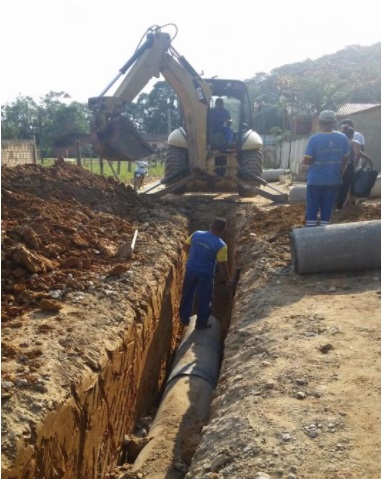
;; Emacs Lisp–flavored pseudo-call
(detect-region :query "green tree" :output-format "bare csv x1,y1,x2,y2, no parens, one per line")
126,81,181,134
2,91,90,156
247,43,381,134
1,96,39,139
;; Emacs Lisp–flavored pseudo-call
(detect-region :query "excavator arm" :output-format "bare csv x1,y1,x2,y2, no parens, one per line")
88,25,211,167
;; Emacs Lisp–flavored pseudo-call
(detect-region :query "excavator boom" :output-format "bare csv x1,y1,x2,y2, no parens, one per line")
88,25,211,166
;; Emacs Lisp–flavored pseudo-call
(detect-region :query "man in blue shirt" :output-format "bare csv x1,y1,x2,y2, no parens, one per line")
179,217,232,329
210,98,233,143
302,110,349,226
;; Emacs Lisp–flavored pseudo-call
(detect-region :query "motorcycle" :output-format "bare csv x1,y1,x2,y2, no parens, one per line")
133,161,149,191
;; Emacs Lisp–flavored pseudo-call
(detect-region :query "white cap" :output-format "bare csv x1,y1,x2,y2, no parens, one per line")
318,110,336,122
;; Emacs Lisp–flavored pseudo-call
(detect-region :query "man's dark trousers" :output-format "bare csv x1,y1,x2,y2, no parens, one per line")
179,269,214,328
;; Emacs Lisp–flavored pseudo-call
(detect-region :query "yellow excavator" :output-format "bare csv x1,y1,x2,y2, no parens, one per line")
88,24,288,203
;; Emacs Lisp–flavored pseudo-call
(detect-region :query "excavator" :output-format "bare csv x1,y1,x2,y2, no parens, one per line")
88,24,288,203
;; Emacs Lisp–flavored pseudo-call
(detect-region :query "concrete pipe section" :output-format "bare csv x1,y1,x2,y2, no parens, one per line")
289,175,381,204
288,183,307,204
262,169,290,182
370,174,381,198
290,220,381,274
132,315,221,478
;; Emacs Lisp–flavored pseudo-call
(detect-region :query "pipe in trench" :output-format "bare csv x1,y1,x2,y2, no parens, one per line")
290,220,381,274
131,315,221,478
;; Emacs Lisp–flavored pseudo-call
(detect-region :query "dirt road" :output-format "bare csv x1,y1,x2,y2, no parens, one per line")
1,163,380,479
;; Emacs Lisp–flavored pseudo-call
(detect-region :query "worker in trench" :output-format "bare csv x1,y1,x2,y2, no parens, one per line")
179,217,233,330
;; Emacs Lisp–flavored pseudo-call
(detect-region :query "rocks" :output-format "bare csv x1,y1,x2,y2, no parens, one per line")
39,299,63,312
12,244,56,274
319,343,334,354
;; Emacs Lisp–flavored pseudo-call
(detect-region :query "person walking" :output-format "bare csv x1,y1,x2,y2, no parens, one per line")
340,118,365,151
302,110,350,226
336,126,373,209
179,217,232,329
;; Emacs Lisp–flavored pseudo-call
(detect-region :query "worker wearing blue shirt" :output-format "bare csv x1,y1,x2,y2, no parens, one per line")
179,218,232,330
302,110,349,226
210,98,233,143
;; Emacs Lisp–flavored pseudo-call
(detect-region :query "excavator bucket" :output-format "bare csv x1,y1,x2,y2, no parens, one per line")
94,115,154,161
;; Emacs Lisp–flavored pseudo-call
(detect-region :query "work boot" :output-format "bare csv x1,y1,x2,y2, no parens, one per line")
195,322,212,330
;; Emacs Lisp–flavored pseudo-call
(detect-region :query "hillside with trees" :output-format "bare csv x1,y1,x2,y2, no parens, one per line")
1,43,380,155
248,43,381,134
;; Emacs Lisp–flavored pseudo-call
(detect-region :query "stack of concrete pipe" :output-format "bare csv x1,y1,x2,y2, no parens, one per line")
290,220,381,274
288,174,381,204
132,315,221,478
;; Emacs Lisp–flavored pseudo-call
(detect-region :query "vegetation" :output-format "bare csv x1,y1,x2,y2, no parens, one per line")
36,158,165,183
2,43,380,156
248,43,381,134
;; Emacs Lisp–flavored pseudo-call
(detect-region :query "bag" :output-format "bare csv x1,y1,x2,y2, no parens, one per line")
351,159,378,198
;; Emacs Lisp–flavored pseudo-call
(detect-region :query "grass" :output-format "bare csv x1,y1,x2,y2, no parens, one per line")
37,158,165,183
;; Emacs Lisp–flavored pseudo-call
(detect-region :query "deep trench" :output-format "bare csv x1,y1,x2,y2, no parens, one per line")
3,201,239,479
117,200,238,477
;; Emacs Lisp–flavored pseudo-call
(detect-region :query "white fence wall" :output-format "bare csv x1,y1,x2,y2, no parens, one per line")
275,138,309,176
1,139,37,166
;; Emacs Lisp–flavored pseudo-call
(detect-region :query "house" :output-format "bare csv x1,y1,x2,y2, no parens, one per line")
336,103,381,171
308,103,381,171
278,103,381,175
141,134,168,151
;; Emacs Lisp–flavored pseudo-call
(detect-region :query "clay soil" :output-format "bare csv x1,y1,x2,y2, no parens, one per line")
1,162,381,479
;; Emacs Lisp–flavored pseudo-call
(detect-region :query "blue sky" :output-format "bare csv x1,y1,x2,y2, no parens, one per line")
1,0,381,105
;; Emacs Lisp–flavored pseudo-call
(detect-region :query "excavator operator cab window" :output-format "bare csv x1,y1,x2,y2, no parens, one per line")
208,96,240,149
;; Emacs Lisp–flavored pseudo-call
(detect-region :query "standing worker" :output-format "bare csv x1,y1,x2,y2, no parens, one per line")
179,217,232,330
302,110,350,226
336,126,373,209
340,118,365,151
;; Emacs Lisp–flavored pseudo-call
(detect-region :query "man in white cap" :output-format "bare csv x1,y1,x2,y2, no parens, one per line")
301,110,350,226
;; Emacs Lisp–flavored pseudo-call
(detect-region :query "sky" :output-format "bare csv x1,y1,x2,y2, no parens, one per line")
1,0,381,105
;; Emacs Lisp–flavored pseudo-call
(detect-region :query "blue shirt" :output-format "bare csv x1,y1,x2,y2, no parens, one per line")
185,231,227,276
305,131,349,186
211,107,231,131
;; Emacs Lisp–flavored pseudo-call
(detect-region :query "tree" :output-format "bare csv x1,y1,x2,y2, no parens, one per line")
2,92,90,157
246,43,381,134
1,96,39,139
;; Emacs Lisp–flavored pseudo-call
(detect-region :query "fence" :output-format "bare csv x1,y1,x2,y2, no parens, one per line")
1,139,37,167
263,137,309,178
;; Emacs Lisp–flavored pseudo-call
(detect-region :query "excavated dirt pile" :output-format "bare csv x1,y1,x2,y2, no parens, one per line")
1,162,381,479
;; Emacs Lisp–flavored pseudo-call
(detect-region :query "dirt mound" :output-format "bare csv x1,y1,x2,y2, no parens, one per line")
1,162,175,323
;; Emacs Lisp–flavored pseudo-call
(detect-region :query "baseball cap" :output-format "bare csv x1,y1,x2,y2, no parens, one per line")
318,110,336,122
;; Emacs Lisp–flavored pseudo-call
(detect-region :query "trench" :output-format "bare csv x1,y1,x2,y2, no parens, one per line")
118,200,238,479
3,200,239,479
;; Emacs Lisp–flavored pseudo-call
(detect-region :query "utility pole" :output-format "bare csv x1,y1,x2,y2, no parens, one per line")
167,107,172,135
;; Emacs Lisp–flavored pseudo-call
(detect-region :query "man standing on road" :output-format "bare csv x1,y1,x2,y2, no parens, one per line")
179,217,232,330
302,110,350,226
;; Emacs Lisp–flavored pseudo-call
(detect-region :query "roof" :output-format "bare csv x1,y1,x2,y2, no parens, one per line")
336,103,381,117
